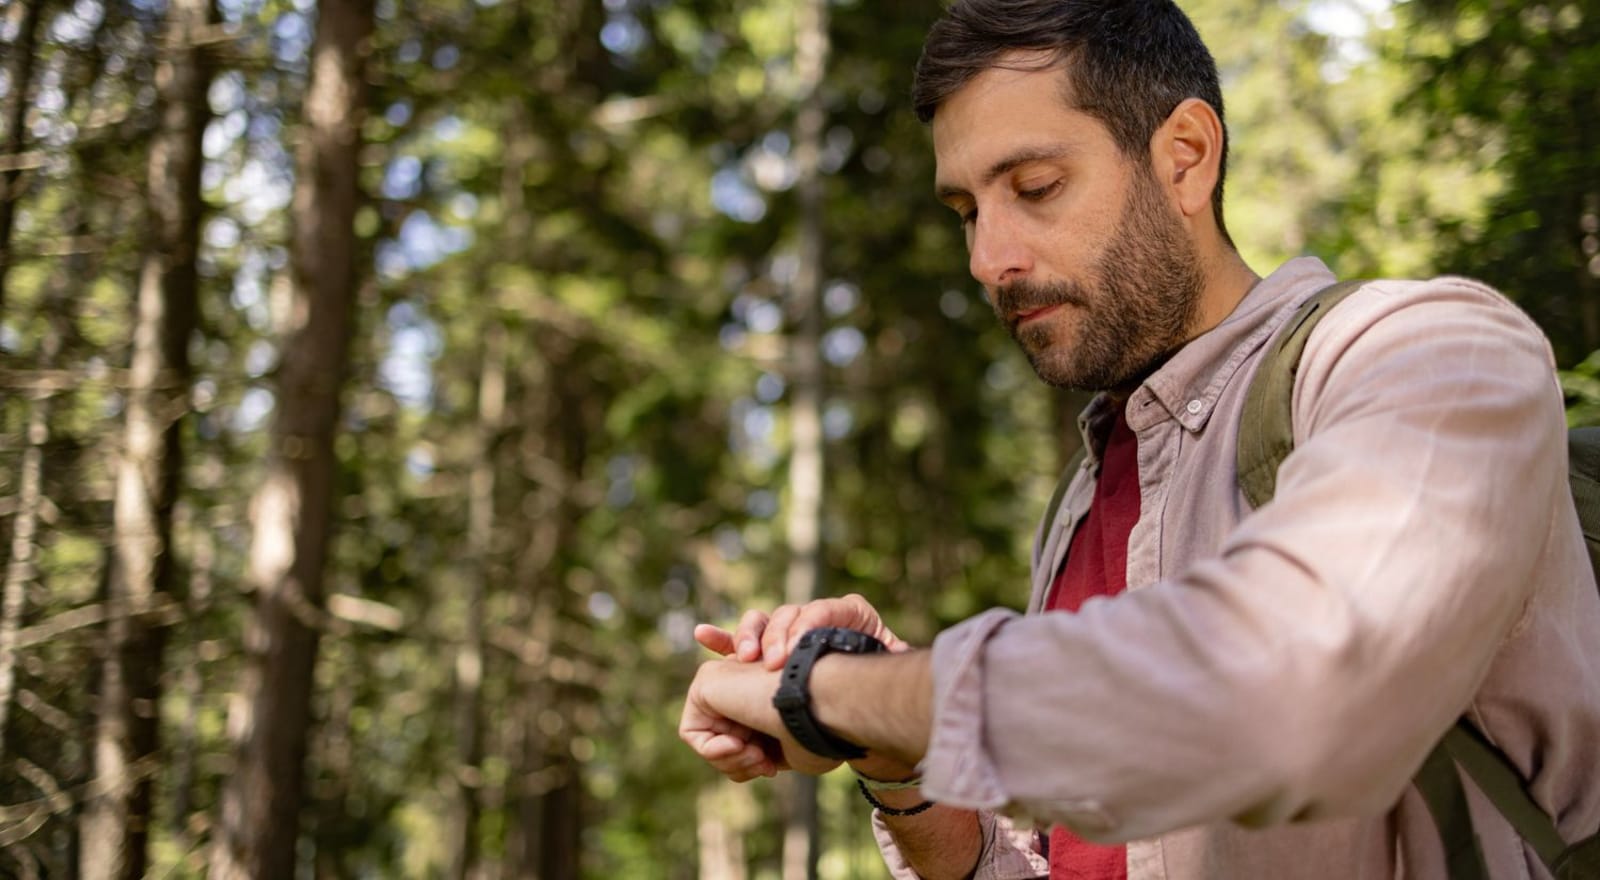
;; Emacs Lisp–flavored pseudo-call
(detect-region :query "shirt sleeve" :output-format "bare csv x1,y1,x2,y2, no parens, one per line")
871,807,1049,880
916,279,1572,842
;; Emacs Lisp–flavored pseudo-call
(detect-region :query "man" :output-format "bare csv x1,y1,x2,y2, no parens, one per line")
679,1,1600,877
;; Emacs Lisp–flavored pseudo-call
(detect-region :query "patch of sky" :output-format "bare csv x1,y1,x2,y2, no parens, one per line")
940,289,969,319
405,445,435,479
659,609,696,652
601,13,648,57
448,193,479,222
745,489,778,519
755,372,786,404
746,300,783,334
397,39,423,65
433,115,464,141
205,217,241,249
245,340,277,378
606,455,636,508
588,592,618,622
383,155,424,200
820,126,855,174
1305,0,1392,80
49,0,104,46
379,301,441,408
747,132,798,192
822,326,865,367
742,404,775,444
230,255,272,330
823,400,854,440
209,73,247,115
0,324,18,353
711,167,767,223
227,158,291,225
714,524,744,561
35,83,66,115
103,392,124,419
271,12,312,67
433,45,460,70
385,101,412,128
204,109,248,160
985,358,1020,392
824,281,858,316
234,387,275,433
662,573,691,607
247,112,281,142
396,211,472,272
718,322,747,351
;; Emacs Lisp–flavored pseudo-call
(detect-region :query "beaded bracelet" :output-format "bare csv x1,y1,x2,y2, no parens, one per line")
856,778,935,816
853,769,924,792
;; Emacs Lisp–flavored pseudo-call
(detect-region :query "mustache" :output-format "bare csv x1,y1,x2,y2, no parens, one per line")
991,279,1091,320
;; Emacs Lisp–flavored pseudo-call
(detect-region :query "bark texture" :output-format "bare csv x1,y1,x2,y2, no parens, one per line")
781,0,829,876
78,0,214,873
209,0,372,872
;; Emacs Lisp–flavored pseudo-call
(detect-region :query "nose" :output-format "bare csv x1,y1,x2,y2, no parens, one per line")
967,210,1031,288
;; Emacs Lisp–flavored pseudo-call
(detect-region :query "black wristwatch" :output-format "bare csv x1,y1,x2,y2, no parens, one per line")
771,627,887,760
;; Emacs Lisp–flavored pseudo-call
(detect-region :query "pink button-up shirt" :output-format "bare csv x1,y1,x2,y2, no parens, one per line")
875,258,1600,879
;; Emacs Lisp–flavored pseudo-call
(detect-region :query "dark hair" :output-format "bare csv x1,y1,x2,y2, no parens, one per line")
913,0,1232,244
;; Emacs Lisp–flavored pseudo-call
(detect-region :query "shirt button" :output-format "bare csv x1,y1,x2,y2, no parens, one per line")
1186,399,1203,415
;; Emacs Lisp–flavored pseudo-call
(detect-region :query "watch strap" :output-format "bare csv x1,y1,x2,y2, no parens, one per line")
771,627,886,761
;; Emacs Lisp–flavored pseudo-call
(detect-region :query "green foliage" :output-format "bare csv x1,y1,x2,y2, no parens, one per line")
4,0,1598,875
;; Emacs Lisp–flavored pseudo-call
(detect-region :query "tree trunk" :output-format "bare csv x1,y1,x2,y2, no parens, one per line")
697,784,750,880
78,0,213,873
0,337,57,755
209,0,371,872
0,0,44,319
780,0,829,877
449,321,505,880
502,329,591,880
0,206,77,764
167,499,213,845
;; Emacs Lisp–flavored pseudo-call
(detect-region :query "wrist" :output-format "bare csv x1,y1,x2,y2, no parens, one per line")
811,650,933,767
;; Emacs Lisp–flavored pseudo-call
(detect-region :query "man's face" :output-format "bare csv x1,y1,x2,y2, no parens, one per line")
931,59,1205,391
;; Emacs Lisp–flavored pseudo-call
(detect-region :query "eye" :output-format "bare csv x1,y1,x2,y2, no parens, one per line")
1018,180,1062,202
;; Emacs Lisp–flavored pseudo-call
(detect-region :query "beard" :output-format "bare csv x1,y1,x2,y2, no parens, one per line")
990,168,1206,392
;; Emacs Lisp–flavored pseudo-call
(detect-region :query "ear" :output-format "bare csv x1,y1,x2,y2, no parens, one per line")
1149,97,1224,221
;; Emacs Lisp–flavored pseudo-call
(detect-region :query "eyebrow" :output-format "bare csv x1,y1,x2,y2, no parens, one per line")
935,144,1077,204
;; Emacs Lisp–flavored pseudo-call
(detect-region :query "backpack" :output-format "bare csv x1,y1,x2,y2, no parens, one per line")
1042,280,1600,879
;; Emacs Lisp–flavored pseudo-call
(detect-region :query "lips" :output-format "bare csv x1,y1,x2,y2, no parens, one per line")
1013,303,1063,325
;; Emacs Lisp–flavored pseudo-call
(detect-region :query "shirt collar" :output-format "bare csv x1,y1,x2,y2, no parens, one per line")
1080,257,1338,445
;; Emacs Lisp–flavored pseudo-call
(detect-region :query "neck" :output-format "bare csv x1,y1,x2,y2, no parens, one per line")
1188,244,1260,342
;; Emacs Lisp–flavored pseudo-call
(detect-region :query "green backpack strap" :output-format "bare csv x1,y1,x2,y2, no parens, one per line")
1237,280,1600,878
1236,280,1366,508
1565,427,1600,577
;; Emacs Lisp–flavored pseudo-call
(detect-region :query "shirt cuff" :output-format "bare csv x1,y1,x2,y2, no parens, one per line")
870,808,1049,880
919,607,1018,811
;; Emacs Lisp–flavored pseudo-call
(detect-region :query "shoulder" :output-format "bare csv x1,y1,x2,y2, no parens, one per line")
1297,275,1557,382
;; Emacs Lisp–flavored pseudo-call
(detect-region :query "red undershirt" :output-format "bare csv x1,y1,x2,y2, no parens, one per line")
1045,403,1139,880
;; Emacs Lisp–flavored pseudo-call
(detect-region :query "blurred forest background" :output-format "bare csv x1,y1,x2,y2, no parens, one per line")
0,0,1596,876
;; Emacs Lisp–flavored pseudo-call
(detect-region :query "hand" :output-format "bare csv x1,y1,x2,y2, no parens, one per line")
679,658,841,780
693,593,909,670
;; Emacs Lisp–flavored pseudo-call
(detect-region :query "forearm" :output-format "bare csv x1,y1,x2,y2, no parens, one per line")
873,793,982,880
